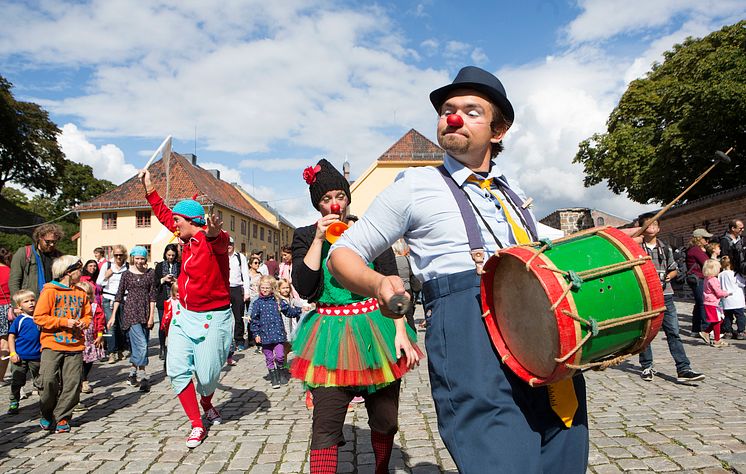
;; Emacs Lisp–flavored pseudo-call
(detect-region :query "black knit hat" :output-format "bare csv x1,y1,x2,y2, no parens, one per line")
303,159,351,210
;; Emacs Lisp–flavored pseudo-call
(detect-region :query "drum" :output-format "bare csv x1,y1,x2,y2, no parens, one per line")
480,226,665,387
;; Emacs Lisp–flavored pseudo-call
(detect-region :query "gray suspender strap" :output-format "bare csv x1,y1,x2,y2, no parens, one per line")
494,175,538,241
436,165,487,274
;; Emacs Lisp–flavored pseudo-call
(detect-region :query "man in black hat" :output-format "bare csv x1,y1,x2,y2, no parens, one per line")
328,66,589,472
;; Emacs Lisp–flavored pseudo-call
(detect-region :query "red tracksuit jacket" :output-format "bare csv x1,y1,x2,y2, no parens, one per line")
147,191,230,312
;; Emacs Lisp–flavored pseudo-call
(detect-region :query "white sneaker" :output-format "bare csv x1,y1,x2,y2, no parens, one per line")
205,406,222,425
186,427,206,448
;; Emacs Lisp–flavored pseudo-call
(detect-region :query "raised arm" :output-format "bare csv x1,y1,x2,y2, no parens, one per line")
139,169,176,232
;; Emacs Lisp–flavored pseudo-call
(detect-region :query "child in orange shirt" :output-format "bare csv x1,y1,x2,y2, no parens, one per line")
34,256,92,433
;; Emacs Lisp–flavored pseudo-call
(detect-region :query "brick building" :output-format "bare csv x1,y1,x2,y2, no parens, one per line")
540,208,630,236
656,185,746,248
74,152,288,262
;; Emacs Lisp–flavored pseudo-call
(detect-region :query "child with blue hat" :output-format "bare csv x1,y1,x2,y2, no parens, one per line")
139,169,232,449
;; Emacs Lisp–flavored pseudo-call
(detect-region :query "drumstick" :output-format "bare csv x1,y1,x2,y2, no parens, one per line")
633,147,733,237
387,294,412,316
143,135,172,170
1,355,10,360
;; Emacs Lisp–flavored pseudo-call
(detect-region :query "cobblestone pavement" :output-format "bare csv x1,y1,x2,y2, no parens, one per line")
1,301,746,473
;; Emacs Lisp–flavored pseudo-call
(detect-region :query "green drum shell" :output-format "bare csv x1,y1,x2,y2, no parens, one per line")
544,234,649,364
481,226,665,386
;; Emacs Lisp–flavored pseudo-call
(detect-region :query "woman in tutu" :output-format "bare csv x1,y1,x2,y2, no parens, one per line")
290,159,421,474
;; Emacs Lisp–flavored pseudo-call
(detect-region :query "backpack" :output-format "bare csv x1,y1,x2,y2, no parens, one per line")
671,246,687,284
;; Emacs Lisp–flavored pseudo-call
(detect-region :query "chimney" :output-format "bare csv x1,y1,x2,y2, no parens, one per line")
343,160,350,182
208,169,221,180
183,153,197,165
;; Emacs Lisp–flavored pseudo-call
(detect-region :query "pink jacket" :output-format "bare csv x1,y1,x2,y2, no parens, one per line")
703,276,729,306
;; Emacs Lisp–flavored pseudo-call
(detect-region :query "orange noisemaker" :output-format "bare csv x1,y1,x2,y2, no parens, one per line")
325,221,349,244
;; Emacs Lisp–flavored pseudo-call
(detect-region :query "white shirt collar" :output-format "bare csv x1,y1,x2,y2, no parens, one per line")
443,153,504,187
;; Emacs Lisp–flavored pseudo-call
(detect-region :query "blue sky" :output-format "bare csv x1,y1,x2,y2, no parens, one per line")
2,0,744,226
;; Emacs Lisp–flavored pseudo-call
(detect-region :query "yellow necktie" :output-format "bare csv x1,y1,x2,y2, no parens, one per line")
466,176,531,244
467,174,578,427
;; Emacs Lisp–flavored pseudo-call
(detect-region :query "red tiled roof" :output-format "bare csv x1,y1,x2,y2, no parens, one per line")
377,129,443,162
75,153,274,227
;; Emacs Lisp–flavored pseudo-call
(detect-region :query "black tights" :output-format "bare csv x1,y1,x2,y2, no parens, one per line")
82,361,93,381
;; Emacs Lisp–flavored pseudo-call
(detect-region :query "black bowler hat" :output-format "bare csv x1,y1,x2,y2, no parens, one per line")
429,66,514,124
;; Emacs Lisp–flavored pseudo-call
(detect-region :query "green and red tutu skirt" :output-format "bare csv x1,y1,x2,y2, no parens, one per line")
290,298,422,393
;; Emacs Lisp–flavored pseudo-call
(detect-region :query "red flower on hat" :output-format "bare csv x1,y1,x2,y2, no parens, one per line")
303,164,321,184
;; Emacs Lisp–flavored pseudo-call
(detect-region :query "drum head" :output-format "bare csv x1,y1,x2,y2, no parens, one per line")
491,255,559,379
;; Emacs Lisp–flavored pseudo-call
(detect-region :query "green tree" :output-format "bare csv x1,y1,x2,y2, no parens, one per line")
574,21,746,204
57,161,115,214
0,75,66,195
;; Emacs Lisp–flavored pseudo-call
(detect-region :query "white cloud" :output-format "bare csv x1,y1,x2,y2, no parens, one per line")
443,41,471,60
496,50,657,220
2,2,444,180
6,0,744,226
623,19,720,82
239,158,312,172
470,48,489,66
57,123,137,184
199,161,313,227
566,0,746,44
420,39,439,56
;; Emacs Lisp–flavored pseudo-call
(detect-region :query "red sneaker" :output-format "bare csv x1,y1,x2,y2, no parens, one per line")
186,426,206,448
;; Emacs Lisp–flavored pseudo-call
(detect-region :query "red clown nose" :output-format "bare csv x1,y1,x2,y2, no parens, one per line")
330,203,341,214
446,114,464,128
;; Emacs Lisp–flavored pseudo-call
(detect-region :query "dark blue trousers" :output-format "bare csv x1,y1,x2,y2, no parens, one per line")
423,270,588,474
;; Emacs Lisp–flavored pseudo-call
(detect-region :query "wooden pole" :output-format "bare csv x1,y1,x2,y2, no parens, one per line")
633,147,734,237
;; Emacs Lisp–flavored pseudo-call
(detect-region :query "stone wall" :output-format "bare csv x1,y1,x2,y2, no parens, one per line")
657,186,746,249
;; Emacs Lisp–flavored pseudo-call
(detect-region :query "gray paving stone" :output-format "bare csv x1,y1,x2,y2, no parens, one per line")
1,302,745,473
616,457,649,470
642,456,681,471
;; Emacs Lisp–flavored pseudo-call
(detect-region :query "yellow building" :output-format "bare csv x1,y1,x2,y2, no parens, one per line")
75,153,284,262
349,129,443,217
233,184,296,256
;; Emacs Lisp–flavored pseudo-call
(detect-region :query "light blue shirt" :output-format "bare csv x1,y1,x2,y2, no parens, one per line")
330,154,539,282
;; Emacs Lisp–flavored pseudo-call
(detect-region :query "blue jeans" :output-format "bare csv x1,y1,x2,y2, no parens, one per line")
723,308,746,335
128,323,150,367
688,277,707,333
103,299,127,355
639,295,691,374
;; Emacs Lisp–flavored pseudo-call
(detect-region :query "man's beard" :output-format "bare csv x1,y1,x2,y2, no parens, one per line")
438,133,469,155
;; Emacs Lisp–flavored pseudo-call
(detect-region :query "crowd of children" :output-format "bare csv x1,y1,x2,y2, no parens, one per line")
2,238,307,446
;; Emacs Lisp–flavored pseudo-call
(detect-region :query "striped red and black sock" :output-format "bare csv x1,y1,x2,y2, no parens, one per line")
371,431,395,474
310,445,338,474
200,392,214,410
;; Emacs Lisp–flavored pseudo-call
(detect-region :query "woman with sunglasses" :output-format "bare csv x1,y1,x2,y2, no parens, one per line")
96,245,130,364
34,256,91,433
245,256,263,351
